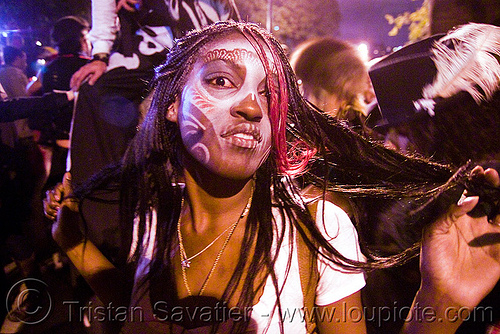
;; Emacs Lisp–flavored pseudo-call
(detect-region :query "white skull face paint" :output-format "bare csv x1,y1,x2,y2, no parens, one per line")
176,33,273,180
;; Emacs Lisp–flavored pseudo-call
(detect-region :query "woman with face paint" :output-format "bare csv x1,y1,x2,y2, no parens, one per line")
44,21,500,334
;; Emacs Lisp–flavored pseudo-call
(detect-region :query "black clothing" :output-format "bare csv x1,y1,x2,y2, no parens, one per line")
33,53,89,144
42,54,90,92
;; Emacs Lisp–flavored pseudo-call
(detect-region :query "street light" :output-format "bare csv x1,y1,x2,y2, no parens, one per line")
266,0,273,31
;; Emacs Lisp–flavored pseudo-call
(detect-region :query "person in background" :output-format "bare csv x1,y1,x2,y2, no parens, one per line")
289,37,382,220
0,45,46,323
289,37,377,138
370,23,500,167
33,16,91,190
365,22,500,333
44,21,500,333
0,46,32,147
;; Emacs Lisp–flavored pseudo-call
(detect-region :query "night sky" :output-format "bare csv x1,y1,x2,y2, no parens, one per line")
337,0,424,49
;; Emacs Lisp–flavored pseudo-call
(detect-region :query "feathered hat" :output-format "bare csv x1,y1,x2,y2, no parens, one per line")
369,23,500,126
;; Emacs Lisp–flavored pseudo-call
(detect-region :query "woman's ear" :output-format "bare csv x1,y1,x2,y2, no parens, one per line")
166,98,180,122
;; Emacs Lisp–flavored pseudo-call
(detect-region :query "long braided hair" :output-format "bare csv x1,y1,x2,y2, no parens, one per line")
120,21,316,333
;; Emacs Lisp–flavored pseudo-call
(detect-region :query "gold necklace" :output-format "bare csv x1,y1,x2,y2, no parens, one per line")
178,217,239,269
177,188,253,296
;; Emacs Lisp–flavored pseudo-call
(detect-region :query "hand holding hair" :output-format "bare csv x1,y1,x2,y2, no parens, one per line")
465,166,500,223
43,182,64,221
45,173,85,252
402,167,500,333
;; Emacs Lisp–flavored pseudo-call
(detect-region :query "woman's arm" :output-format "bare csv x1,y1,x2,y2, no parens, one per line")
45,173,130,307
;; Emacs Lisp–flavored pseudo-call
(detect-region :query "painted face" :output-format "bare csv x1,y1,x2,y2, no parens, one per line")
172,33,273,180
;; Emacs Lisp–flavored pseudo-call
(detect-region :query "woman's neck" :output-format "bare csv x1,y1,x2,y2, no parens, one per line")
182,168,254,234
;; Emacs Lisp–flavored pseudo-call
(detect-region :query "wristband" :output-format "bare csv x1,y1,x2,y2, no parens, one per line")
91,53,110,66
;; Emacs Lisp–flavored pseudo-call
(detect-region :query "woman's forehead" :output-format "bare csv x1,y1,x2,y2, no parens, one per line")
200,33,274,67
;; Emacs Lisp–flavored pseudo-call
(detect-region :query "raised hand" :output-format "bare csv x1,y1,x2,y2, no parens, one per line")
420,167,500,308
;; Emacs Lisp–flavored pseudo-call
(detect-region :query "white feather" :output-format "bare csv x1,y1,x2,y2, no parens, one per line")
422,23,500,103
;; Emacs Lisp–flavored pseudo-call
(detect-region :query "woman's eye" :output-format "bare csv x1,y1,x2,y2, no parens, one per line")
207,76,233,88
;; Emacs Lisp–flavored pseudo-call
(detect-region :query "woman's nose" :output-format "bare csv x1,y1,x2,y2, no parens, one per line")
230,93,263,122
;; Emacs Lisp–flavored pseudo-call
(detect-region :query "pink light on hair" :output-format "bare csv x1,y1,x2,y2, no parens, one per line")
286,140,317,176
241,25,313,174
268,47,314,175
269,61,289,174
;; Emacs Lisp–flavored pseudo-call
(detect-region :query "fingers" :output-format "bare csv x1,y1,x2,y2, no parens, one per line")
456,195,480,217
60,172,80,212
52,205,85,252
87,71,104,86
43,182,64,220
70,68,88,90
469,166,500,225
484,168,500,187
482,168,500,225
65,90,75,101
469,166,499,187
87,62,107,86
62,172,73,196
70,62,107,89
470,165,484,176
43,173,76,221
43,197,57,220
116,1,134,12
432,196,480,234
490,214,500,226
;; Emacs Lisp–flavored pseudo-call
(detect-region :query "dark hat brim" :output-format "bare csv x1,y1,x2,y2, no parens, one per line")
369,34,445,127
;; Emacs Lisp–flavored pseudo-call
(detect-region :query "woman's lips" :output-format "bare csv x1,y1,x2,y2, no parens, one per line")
221,123,262,149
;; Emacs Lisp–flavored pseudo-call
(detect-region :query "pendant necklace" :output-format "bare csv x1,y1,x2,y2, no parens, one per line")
177,187,253,296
